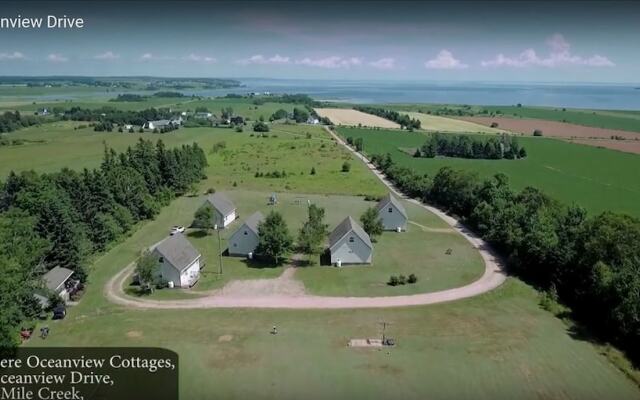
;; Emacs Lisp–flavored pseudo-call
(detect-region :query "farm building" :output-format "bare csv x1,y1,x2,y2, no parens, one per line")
143,119,180,130
376,193,408,231
34,266,76,307
202,192,237,228
228,211,264,256
328,216,373,265
150,233,201,288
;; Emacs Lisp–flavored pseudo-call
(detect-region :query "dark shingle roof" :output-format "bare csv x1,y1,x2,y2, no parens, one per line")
376,193,408,219
42,266,74,292
152,233,201,272
329,216,372,249
242,211,264,235
205,193,236,216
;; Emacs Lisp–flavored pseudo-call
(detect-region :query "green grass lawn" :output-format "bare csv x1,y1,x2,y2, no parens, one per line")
338,127,640,218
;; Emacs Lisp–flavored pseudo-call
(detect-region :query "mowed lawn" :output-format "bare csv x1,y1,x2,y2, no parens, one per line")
338,127,640,218
404,112,506,134
24,190,640,400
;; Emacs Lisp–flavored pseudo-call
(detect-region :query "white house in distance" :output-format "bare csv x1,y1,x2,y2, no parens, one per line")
34,266,75,307
328,216,373,265
376,193,408,231
203,192,237,228
150,233,202,288
228,211,264,257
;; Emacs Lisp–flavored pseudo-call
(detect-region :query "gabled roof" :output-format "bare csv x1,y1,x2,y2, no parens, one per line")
150,119,171,126
152,233,201,272
205,193,236,217
376,193,408,219
241,211,264,235
42,266,74,292
329,216,372,250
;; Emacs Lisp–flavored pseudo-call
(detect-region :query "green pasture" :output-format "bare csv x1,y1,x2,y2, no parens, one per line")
338,127,640,217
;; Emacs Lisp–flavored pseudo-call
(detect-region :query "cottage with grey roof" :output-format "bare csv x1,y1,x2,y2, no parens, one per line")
150,233,202,288
202,192,237,228
328,216,373,265
228,211,264,256
376,193,408,231
34,266,75,307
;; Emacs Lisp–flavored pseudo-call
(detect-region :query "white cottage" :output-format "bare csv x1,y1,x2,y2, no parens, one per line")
203,192,237,228
328,216,373,265
228,211,264,256
150,233,201,288
376,193,408,231
34,266,75,307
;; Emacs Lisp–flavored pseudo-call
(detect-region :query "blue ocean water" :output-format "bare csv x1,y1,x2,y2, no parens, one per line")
226,79,640,110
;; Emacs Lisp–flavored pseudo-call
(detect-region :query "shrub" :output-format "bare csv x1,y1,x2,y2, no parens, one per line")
388,276,399,286
206,188,216,194
398,274,407,285
341,161,351,172
533,129,543,136
310,167,316,175
490,122,499,128
408,274,418,284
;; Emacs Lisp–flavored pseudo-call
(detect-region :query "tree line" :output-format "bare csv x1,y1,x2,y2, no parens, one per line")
0,138,208,349
418,133,527,159
354,106,421,130
61,106,174,126
369,152,640,361
0,111,43,133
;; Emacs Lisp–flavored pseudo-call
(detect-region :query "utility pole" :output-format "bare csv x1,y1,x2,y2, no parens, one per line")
379,321,391,343
216,225,223,275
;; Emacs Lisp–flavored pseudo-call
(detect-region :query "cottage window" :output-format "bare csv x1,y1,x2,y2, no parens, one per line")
388,207,393,213
349,236,354,243
244,231,248,235
158,257,164,263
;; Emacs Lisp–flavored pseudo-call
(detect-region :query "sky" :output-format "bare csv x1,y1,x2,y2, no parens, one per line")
0,1,638,83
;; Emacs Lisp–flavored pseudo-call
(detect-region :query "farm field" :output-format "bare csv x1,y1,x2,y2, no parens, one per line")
338,127,640,217
382,103,640,132
405,112,505,134
24,190,640,399
315,107,401,128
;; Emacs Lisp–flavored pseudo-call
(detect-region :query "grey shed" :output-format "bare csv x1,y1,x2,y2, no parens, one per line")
152,233,200,272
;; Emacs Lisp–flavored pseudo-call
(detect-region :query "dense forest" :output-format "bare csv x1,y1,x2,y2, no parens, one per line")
418,133,527,159
369,152,640,362
0,111,43,133
354,106,422,130
0,138,208,349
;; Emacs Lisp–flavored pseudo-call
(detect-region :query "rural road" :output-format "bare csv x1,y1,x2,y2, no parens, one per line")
103,127,507,309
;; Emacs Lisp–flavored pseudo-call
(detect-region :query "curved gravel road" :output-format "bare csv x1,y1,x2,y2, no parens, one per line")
103,127,507,309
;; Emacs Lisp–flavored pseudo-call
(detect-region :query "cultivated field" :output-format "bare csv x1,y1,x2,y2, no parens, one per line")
459,116,640,154
315,107,401,128
405,112,505,134
338,127,640,218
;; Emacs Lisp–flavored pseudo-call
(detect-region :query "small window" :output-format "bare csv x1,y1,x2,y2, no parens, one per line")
388,207,393,213
158,257,164,263
233,243,237,247
244,230,248,235
349,236,355,243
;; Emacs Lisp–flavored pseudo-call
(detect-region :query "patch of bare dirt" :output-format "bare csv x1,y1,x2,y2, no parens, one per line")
126,330,143,338
218,334,233,342
458,117,640,140
567,139,640,155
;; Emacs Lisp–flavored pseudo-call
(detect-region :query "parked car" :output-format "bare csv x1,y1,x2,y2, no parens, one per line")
52,305,66,320
170,226,186,235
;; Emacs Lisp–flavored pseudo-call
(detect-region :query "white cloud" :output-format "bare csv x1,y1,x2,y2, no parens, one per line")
47,53,68,63
481,34,614,68
94,51,119,60
138,53,174,62
424,50,468,70
237,54,290,65
369,57,396,70
0,51,25,60
295,56,362,69
139,53,154,61
184,54,217,63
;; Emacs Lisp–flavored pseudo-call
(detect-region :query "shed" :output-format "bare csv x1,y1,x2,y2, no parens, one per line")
328,216,373,265
150,233,202,288
228,211,264,256
376,193,408,231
